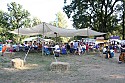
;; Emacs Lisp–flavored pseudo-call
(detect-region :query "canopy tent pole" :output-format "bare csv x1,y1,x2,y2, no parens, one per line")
24,46,31,62
18,28,20,43
87,27,89,37
87,28,89,43
54,32,57,43
42,22,45,56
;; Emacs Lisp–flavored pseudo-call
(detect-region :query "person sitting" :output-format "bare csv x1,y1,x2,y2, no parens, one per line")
61,44,67,55
105,45,114,59
9,45,13,52
119,45,125,63
66,43,70,54
32,41,38,50
70,43,74,54
44,44,50,55
121,45,125,53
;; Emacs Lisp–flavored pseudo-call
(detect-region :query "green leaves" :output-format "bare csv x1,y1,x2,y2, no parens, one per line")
63,0,122,39
7,2,30,30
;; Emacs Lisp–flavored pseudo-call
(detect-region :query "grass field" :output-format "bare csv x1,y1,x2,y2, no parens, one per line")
0,52,125,83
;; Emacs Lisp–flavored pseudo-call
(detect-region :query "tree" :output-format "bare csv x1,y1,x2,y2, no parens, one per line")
50,12,69,42
7,2,31,42
32,17,42,26
63,0,121,33
51,11,68,28
122,0,125,39
0,10,10,42
0,2,44,43
7,2,30,29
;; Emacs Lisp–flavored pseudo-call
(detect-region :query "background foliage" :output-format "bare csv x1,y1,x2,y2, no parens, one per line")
63,0,125,39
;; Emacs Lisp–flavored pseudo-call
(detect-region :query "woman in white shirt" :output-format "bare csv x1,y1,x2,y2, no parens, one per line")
54,43,60,57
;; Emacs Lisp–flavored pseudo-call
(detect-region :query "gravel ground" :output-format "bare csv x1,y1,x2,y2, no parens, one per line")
0,52,125,83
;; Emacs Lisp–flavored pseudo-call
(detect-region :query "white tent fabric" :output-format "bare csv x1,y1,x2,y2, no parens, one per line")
9,22,106,37
75,28,106,36
9,28,40,36
9,22,77,37
44,29,77,37
9,22,52,36
30,22,77,37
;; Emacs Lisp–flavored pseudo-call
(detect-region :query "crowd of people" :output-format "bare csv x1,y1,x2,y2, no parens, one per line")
17,40,101,56
1,39,125,63
16,40,125,61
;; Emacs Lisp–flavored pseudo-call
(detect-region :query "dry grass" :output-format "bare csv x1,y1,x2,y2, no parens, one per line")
0,52,125,83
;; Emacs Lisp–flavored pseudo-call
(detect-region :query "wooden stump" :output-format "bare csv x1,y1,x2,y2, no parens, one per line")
11,58,24,69
50,62,70,72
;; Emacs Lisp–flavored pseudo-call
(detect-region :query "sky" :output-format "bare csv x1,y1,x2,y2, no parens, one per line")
0,0,73,29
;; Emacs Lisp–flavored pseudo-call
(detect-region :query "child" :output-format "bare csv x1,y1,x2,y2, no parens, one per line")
1,44,7,56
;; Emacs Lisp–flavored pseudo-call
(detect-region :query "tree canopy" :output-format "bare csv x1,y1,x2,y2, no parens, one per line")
0,2,42,43
0,2,68,43
63,0,124,39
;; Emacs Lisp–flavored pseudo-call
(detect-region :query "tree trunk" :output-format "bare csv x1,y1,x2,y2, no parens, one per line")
123,1,125,40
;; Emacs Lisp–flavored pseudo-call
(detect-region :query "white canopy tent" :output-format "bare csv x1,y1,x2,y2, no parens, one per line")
9,22,79,56
9,22,106,59
44,29,77,37
9,22,106,37
9,28,40,36
75,28,106,36
9,22,77,37
30,22,77,37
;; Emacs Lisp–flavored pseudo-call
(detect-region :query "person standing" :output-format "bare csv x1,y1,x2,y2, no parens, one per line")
1,44,7,56
77,43,82,55
54,43,60,57
73,40,78,55
86,43,89,54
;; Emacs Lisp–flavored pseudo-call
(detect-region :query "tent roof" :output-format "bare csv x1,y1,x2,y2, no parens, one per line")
9,22,78,37
75,28,106,36
9,22,106,37
9,28,40,36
